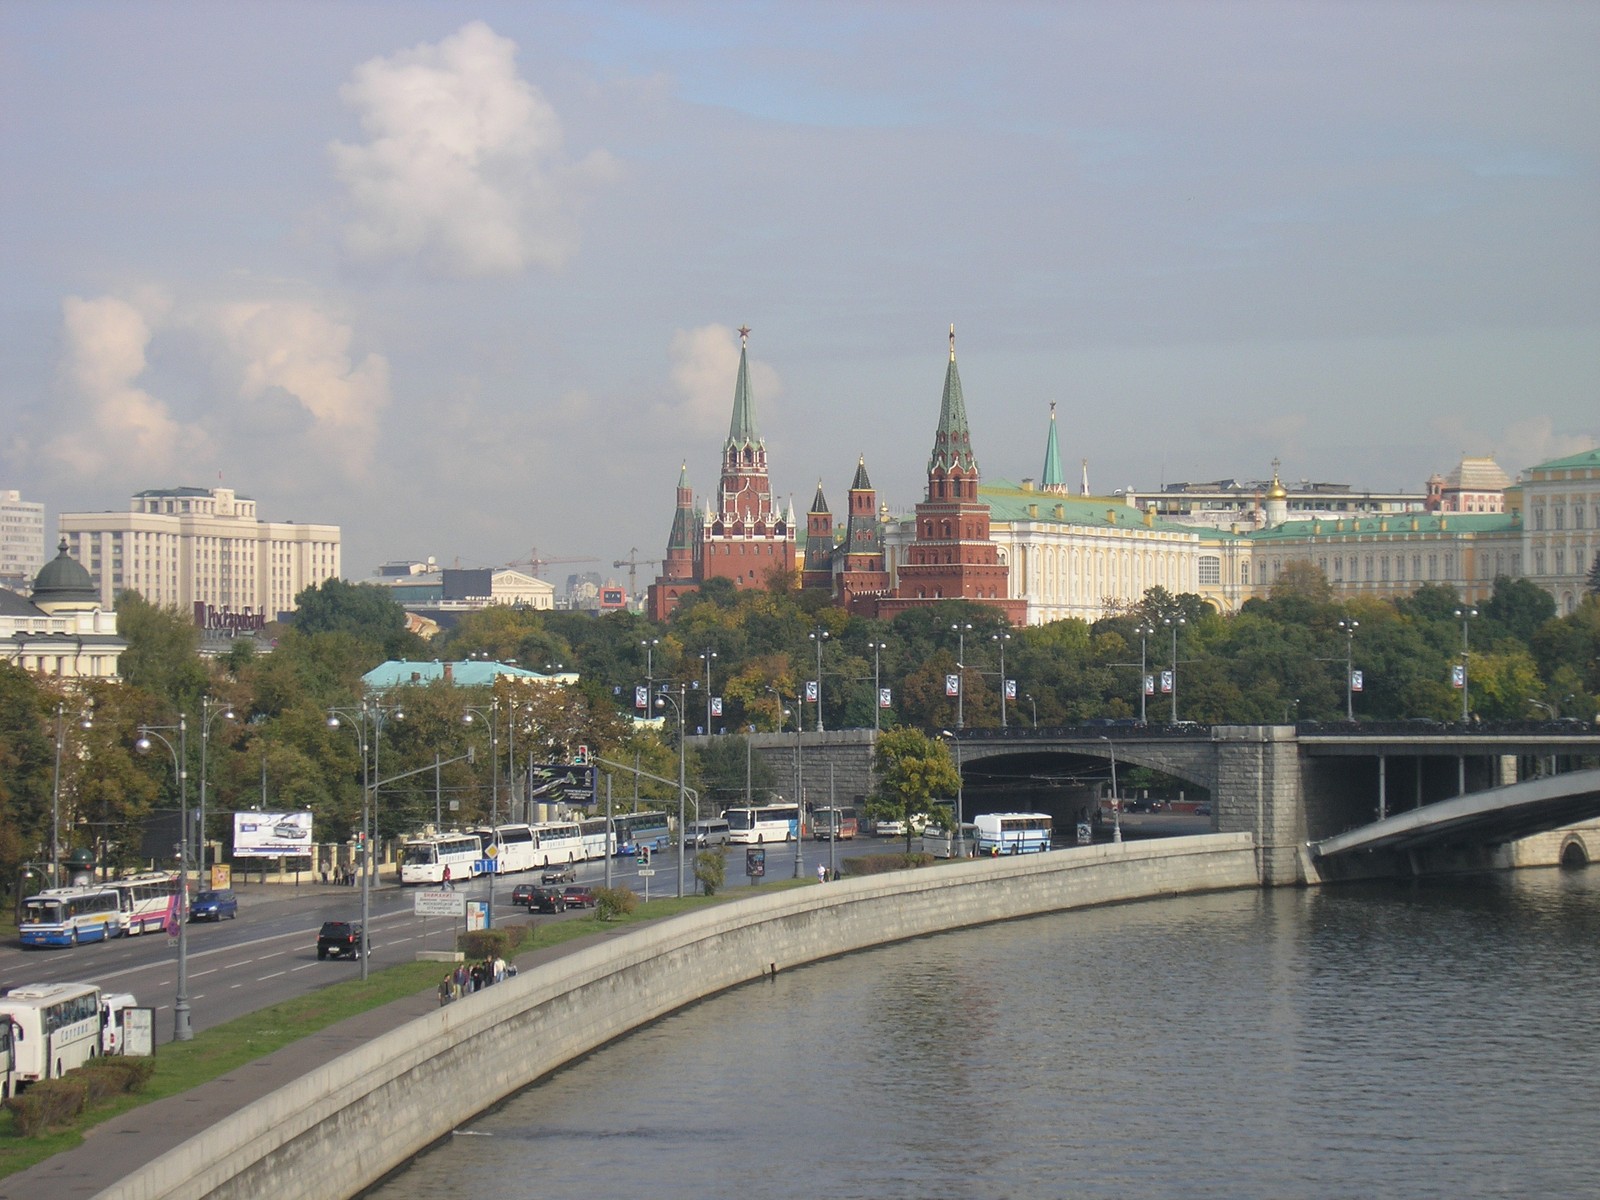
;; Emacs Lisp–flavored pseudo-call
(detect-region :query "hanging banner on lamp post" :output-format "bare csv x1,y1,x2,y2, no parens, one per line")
945,674,960,697
1351,670,1364,692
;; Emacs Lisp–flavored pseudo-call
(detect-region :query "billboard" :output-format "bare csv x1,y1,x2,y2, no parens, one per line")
233,811,315,857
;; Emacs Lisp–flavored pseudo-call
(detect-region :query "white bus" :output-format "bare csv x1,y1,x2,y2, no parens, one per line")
973,812,1054,856
725,804,801,844
106,872,182,936
19,886,123,947
398,832,483,886
1,1017,14,1101
531,821,585,866
578,816,614,860
0,982,106,1086
474,824,539,875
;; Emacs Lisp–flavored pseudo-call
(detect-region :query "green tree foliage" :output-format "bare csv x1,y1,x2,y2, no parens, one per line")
116,592,208,708
694,848,727,896
869,727,962,852
291,578,425,661
1482,575,1557,645
693,735,780,812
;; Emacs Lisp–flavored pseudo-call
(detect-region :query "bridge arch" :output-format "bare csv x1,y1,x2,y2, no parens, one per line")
1560,834,1591,869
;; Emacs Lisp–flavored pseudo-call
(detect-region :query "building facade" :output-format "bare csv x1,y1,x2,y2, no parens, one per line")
2,540,125,680
1518,448,1600,614
0,489,47,591
59,486,340,620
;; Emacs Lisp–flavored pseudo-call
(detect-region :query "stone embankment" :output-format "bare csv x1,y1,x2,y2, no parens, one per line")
102,834,1257,1200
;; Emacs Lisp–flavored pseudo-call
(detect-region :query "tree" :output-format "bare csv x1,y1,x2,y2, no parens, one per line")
291,579,425,660
116,592,208,708
693,849,726,896
1481,575,1557,645
693,736,780,813
869,728,962,852
1587,552,1600,596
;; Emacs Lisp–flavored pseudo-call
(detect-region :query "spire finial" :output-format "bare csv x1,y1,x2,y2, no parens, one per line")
738,325,750,347
948,324,956,362
1050,400,1057,420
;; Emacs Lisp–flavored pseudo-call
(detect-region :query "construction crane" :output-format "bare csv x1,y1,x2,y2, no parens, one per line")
502,547,599,578
614,547,662,597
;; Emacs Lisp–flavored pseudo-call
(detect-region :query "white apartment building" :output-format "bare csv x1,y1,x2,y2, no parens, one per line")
59,486,340,621
0,489,47,590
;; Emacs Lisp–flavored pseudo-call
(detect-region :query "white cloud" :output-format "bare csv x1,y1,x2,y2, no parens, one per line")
44,294,212,478
210,300,391,476
329,20,616,278
666,324,783,438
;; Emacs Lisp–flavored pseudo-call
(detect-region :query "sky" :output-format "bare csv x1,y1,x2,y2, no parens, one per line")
3,1,1597,584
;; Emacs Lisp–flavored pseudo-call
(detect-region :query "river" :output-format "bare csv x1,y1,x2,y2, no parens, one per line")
365,867,1600,1199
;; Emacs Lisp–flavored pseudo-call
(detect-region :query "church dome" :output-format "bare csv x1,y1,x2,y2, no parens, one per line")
32,539,99,607
1265,472,1288,501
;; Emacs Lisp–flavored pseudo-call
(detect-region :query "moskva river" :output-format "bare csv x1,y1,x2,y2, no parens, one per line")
366,867,1600,1200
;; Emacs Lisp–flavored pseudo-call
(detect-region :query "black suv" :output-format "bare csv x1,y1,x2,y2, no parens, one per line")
513,886,566,913
317,921,369,960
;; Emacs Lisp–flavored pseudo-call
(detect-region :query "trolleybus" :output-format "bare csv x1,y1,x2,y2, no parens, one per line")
725,803,801,844
19,887,123,947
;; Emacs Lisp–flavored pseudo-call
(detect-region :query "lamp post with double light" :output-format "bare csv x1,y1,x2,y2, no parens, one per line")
1163,616,1186,724
136,717,192,1041
327,700,403,982
1026,693,1037,729
1453,607,1478,722
992,632,1011,727
808,629,830,732
462,700,500,825
1134,622,1155,724
51,700,94,887
1337,619,1359,721
640,638,660,705
654,684,690,896
867,640,888,731
197,696,235,879
1099,735,1121,843
951,622,973,729
700,648,718,733
941,730,966,858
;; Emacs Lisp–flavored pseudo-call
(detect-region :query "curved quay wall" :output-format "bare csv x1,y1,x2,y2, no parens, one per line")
103,833,1257,1200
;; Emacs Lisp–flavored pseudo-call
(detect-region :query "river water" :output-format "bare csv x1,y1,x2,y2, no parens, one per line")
367,867,1600,1199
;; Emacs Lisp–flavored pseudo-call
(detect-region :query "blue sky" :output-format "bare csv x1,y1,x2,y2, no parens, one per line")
3,2,1596,580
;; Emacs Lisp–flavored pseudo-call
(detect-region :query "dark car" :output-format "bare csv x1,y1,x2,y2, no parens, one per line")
541,864,576,884
561,886,596,909
189,889,238,921
317,921,369,960
518,887,567,914
511,883,539,907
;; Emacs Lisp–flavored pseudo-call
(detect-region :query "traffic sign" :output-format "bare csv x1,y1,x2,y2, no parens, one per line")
414,890,466,917
637,868,656,877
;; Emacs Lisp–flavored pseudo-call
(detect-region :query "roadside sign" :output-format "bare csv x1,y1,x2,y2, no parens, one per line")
1076,822,1093,845
637,868,656,877
746,848,766,879
414,890,466,917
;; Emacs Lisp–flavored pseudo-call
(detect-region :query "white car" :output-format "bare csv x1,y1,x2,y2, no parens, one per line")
875,819,906,837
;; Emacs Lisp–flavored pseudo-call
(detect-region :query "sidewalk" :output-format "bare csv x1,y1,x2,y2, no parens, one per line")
0,925,621,1200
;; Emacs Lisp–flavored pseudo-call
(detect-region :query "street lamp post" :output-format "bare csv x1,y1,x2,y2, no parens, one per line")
951,622,972,729
50,701,93,887
327,700,403,982
640,638,659,708
809,629,830,732
462,700,500,825
868,640,888,732
197,696,235,879
1100,736,1121,843
1134,622,1155,724
1453,608,1478,722
1337,619,1359,721
653,684,690,897
1026,693,1037,729
136,717,192,1041
941,730,966,858
1163,616,1186,724
993,632,1011,728
700,648,718,733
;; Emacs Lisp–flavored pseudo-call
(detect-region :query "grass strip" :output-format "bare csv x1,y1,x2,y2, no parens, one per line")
0,880,804,1179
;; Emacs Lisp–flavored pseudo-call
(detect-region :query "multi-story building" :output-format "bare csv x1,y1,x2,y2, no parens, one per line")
1518,448,1600,614
0,489,47,591
59,486,340,623
1,540,125,680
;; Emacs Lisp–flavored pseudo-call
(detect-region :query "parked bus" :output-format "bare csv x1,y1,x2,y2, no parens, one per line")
398,832,483,886
611,811,671,857
578,816,614,860
921,822,978,858
972,812,1054,856
19,887,123,947
106,872,181,936
0,982,106,1086
531,821,585,866
1,1016,14,1100
725,804,801,844
811,806,858,841
473,824,538,875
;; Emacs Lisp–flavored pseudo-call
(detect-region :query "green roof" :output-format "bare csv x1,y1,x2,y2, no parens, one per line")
1527,447,1600,472
979,481,1212,535
1246,512,1518,542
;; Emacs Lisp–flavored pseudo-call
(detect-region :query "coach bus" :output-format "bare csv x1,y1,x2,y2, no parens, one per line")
972,812,1054,856
610,811,671,857
725,803,801,844
473,824,538,875
106,872,182,936
398,831,483,886
0,982,105,1086
19,886,123,947
531,820,585,866
578,816,614,860
810,806,858,841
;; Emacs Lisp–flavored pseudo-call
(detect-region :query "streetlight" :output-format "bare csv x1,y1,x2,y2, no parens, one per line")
993,632,1011,728
136,716,192,1041
462,700,500,825
505,700,534,823
51,700,93,887
1025,693,1037,729
640,638,660,707
1134,622,1155,725
700,647,718,733
654,684,690,896
1099,736,1121,843
951,622,973,729
867,640,888,732
327,700,403,982
809,628,830,732
940,730,966,858
197,696,235,879
1337,619,1359,721
1453,608,1478,722
1163,616,1186,724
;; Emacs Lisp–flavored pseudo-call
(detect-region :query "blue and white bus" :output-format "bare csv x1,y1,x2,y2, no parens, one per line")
972,812,1053,855
578,816,614,860
611,811,671,857
19,887,123,947
724,804,801,845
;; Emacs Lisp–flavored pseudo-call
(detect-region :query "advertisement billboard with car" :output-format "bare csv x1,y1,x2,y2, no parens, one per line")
233,811,314,857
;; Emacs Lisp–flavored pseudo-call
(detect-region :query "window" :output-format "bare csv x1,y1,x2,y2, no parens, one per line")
1198,556,1220,585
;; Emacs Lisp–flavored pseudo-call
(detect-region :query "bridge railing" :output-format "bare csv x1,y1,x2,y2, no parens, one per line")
1295,718,1597,737
954,722,1207,742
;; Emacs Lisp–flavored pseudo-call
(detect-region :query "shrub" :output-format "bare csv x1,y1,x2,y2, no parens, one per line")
846,852,934,876
595,886,638,921
694,849,727,896
458,929,512,960
5,1076,88,1136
